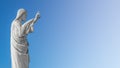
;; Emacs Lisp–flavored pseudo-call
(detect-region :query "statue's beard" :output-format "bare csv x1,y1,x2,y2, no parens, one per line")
22,19,26,22
21,19,26,24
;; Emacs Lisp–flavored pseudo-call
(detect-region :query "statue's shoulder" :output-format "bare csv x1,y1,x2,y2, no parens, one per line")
12,20,20,25
13,19,20,23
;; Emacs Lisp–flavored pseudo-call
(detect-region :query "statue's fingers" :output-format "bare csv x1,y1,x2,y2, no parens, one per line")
37,11,40,15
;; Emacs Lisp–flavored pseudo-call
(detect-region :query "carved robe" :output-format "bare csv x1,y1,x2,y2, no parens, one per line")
11,19,33,68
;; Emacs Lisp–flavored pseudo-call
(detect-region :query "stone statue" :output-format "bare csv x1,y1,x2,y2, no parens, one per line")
10,8,40,68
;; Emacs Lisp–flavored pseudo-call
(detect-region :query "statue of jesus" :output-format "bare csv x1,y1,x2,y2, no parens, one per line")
11,8,40,68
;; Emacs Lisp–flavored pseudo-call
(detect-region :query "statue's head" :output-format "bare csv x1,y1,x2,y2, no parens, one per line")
16,8,27,21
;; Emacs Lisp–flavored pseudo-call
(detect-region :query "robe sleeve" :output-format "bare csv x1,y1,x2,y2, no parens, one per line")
21,19,34,35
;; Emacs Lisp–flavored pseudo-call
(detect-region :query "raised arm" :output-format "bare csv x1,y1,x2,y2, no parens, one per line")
21,19,34,35
22,11,40,29
21,11,40,35
32,11,40,24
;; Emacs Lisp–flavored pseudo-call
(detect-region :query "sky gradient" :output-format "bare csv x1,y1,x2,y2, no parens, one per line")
0,0,120,68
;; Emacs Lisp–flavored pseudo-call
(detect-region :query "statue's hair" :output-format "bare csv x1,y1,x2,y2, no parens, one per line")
16,8,26,20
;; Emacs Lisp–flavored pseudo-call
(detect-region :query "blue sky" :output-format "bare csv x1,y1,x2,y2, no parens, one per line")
1,0,120,68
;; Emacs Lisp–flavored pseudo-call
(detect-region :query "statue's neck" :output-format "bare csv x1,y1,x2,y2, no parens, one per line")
15,18,23,23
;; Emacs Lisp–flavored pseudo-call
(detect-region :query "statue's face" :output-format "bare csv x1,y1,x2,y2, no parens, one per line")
22,13,27,21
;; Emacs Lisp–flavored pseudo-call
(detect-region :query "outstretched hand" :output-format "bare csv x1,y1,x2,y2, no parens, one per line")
35,11,40,20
